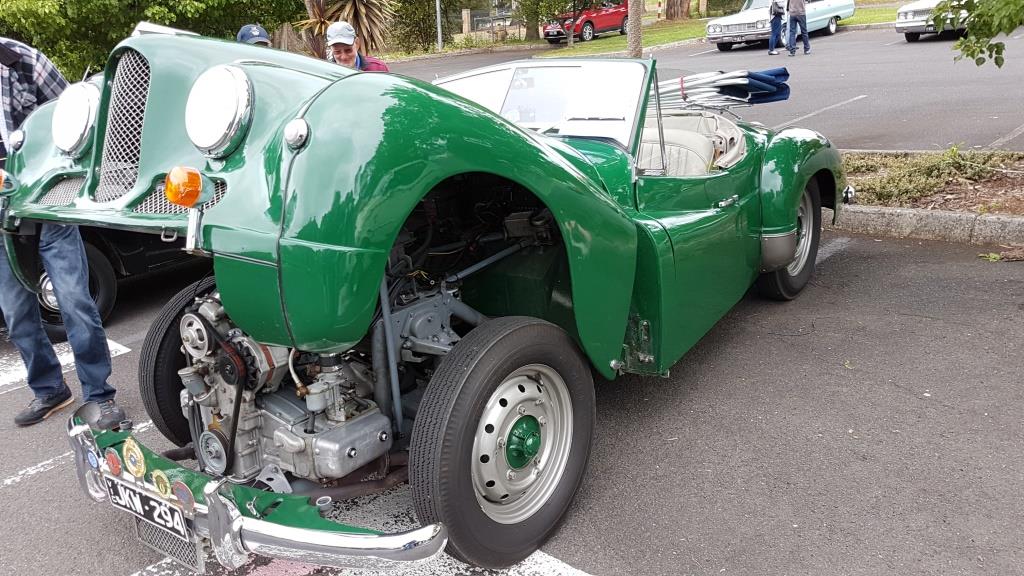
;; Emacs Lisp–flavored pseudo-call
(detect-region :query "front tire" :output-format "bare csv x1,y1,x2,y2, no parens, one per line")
41,243,117,343
756,179,821,300
717,42,734,51
139,276,217,446
905,32,921,42
410,317,595,568
581,22,595,41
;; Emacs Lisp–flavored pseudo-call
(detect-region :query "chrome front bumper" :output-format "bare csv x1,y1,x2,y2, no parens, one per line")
67,405,447,572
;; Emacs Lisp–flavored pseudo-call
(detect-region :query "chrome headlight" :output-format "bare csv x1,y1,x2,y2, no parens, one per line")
709,24,722,33
756,19,767,29
51,82,100,158
185,65,253,158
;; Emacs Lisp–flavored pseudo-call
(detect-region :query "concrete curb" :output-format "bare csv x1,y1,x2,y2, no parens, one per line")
387,42,551,64
839,22,895,31
827,205,1024,245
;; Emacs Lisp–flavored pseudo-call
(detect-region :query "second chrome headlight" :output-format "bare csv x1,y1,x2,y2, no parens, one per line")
185,65,253,158
52,82,100,158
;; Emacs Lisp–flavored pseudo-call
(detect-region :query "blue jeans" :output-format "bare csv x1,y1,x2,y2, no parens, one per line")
788,14,810,53
769,15,783,51
0,224,115,402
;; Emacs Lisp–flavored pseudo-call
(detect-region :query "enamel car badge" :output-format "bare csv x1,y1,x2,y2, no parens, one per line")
104,448,122,477
122,437,146,478
171,481,195,514
151,469,172,499
85,450,100,470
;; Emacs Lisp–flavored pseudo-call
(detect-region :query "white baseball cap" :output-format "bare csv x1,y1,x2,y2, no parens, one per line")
326,21,357,46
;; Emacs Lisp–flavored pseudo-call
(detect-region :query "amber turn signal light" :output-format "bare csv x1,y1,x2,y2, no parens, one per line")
164,166,204,208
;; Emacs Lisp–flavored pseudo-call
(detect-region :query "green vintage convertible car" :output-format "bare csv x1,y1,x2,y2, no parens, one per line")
0,23,850,573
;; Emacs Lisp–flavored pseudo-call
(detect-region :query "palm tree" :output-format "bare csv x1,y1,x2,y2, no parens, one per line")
297,0,395,57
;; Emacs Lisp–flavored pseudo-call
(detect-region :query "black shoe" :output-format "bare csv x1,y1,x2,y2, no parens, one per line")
788,52,796,57
15,387,74,427
95,399,127,430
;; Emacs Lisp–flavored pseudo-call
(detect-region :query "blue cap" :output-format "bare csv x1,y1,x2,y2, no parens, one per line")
237,24,270,45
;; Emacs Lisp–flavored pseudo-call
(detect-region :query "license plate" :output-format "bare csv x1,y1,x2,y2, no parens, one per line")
105,476,189,540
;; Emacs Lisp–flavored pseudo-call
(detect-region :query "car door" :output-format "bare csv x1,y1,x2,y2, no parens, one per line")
634,116,761,362
805,0,827,30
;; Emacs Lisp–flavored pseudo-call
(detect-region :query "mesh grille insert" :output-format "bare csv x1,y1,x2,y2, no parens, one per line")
133,517,204,572
37,177,85,206
95,49,150,203
133,180,228,215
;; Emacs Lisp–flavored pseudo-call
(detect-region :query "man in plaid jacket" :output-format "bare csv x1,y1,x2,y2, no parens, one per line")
0,37,126,429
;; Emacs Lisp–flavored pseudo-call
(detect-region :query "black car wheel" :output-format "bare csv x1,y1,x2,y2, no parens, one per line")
757,179,822,300
410,317,595,568
905,32,921,42
546,38,561,44
581,22,595,41
620,16,628,34
825,16,838,35
139,276,217,447
717,42,734,51
40,242,117,343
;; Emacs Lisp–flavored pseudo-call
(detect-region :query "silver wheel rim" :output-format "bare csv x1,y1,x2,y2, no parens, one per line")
787,189,814,276
471,363,573,525
829,18,836,33
583,25,593,40
37,273,60,311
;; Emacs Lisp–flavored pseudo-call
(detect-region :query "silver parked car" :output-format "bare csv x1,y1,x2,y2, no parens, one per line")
895,0,966,42
706,0,856,51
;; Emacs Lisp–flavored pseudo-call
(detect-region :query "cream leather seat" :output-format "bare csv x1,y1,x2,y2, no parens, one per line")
637,128,715,177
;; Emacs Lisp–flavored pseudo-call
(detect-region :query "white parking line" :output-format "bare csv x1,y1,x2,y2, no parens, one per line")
690,48,719,56
989,122,1024,148
884,39,903,46
773,94,868,130
0,420,152,490
0,338,131,394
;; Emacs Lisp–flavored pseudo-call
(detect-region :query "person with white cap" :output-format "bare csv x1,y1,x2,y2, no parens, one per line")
326,21,389,72
237,24,271,47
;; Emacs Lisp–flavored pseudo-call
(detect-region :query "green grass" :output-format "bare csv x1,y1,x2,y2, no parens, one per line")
538,19,707,57
842,148,1024,205
838,6,897,26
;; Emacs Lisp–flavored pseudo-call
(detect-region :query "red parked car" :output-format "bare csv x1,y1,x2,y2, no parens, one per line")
542,0,629,44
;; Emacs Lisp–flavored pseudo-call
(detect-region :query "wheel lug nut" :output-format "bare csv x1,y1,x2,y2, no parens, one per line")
497,438,505,448
517,406,527,415
507,470,517,480
538,416,547,426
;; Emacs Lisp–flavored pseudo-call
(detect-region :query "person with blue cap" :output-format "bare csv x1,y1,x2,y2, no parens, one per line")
237,24,271,47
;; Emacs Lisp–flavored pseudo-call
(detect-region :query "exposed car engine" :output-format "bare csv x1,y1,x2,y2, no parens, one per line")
172,175,559,490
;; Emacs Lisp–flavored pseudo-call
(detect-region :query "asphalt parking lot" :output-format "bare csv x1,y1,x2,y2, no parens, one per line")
2,231,1022,576
392,27,1024,151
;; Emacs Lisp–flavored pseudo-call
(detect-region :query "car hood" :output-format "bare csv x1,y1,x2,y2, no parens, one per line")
898,0,940,11
708,8,768,26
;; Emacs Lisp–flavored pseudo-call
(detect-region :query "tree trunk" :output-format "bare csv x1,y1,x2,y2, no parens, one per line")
627,0,643,57
682,0,692,18
526,14,539,39
698,0,708,17
665,0,683,20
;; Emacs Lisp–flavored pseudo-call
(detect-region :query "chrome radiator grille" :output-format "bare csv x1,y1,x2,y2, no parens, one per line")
37,177,85,206
95,49,150,203
133,517,204,572
723,23,757,33
133,180,228,215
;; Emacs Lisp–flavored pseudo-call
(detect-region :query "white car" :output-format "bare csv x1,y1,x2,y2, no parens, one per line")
706,0,856,52
895,0,966,42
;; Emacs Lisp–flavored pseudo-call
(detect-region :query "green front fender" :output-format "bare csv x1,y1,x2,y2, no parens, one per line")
279,73,637,379
759,128,843,235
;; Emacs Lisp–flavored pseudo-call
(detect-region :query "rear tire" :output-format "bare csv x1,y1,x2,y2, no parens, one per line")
620,17,628,34
410,317,595,569
905,32,921,42
756,179,821,301
139,276,217,447
825,16,837,35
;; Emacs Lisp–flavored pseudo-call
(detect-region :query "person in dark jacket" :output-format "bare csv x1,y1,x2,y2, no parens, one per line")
326,21,389,72
787,0,811,55
0,38,126,428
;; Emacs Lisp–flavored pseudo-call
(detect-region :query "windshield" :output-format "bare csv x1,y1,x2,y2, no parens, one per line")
741,0,771,9
436,61,647,148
